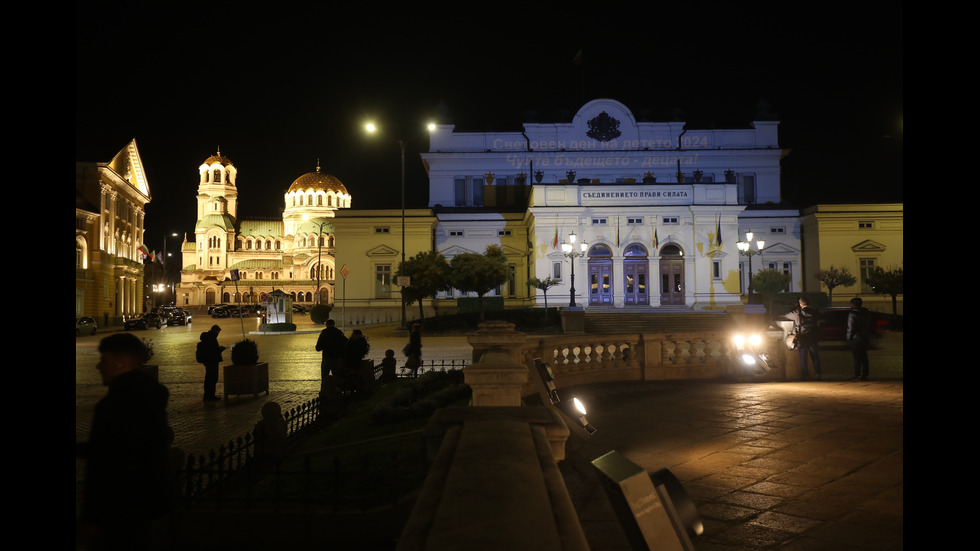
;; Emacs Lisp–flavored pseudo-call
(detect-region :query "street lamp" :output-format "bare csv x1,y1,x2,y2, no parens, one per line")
364,121,436,329
736,231,765,301
561,232,588,307
303,215,331,305
162,232,178,305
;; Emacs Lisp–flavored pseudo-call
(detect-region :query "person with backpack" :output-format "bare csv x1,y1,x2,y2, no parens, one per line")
846,297,872,381
197,325,226,401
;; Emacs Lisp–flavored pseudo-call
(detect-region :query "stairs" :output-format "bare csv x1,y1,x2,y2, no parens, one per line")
583,310,736,334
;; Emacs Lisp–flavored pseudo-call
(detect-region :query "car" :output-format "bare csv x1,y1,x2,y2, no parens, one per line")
168,309,188,325
816,307,891,345
124,313,164,330
76,317,98,336
211,306,231,318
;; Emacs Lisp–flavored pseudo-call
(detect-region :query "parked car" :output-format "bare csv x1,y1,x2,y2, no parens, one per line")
76,317,98,336
124,313,164,330
211,306,231,318
816,307,891,345
168,309,188,325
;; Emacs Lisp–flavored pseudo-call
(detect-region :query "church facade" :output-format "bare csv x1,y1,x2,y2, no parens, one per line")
176,152,349,308
421,99,801,311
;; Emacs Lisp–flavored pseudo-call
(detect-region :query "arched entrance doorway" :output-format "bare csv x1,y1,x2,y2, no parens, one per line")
623,243,649,305
659,244,685,305
587,244,613,305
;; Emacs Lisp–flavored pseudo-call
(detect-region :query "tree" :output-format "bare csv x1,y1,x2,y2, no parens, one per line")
397,251,451,321
751,269,792,317
867,266,903,314
448,244,508,321
816,265,857,304
527,276,559,317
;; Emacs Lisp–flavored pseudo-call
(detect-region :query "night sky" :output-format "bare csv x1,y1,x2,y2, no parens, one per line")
76,4,903,251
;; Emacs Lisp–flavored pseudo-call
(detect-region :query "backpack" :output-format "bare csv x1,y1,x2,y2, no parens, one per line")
196,340,206,363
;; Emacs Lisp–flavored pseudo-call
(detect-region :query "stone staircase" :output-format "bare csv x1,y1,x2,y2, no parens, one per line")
583,309,736,334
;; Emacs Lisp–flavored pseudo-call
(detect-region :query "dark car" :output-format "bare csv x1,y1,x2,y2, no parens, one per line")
816,307,890,344
211,306,231,318
124,313,164,330
168,309,188,325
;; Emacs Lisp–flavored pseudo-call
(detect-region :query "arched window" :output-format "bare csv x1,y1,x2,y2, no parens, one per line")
212,169,222,183
624,243,648,257
588,244,613,257
317,195,323,206
660,244,683,256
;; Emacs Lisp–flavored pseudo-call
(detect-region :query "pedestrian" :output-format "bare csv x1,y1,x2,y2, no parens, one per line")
380,349,397,383
847,297,872,381
344,329,371,393
315,319,348,391
76,333,174,550
788,296,821,379
404,323,423,377
197,324,226,401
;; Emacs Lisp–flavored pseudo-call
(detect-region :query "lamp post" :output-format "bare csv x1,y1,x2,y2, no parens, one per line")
303,215,331,305
561,232,588,307
736,231,765,301
162,232,178,305
364,121,435,329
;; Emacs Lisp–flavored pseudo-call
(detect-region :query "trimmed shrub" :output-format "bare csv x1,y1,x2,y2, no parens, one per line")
309,304,331,324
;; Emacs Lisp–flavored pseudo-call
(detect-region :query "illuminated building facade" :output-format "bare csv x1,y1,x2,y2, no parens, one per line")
75,139,150,324
177,152,351,307
421,99,802,311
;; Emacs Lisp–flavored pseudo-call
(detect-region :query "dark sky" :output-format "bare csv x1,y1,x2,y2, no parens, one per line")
76,4,903,251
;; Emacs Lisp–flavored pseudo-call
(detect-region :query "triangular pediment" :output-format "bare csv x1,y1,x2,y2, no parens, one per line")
851,239,886,253
438,245,479,258
107,139,150,201
760,242,799,255
367,245,399,257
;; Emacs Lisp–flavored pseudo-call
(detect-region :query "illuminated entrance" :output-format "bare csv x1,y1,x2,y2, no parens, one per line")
588,244,613,305
623,243,649,305
659,244,685,305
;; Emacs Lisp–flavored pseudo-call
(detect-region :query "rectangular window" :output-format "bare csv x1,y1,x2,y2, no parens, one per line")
374,227,390,233
739,174,757,204
592,218,607,225
508,264,516,297
769,226,785,234
627,217,643,225
449,230,464,237
662,216,679,225
712,260,722,280
375,264,392,298
454,178,466,206
552,261,562,280
497,229,512,236
859,221,875,229
472,177,484,207
860,258,876,293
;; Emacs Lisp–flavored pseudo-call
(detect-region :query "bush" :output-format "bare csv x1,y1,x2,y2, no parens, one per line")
231,339,259,365
309,304,331,324
259,323,297,332
370,371,470,424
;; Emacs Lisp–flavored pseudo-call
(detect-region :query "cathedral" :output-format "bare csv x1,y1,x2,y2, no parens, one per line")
176,151,350,307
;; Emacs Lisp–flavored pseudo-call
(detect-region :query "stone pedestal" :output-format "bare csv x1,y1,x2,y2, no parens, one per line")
465,350,528,407
560,307,585,334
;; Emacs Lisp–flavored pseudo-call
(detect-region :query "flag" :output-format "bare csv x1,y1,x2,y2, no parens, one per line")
715,216,723,247
552,227,559,249
654,228,659,249
138,244,149,258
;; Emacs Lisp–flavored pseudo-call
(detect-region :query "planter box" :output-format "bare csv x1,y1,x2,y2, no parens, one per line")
223,362,269,400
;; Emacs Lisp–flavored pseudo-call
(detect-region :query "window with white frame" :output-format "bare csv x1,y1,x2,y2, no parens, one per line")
375,264,392,298
592,217,607,225
770,226,785,234
449,230,464,237
712,260,722,280
662,216,679,225
627,217,643,225
860,258,876,292
552,261,562,280
497,229,512,236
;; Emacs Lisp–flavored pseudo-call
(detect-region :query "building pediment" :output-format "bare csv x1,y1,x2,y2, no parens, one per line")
439,245,479,258
851,239,886,253
760,242,799,255
106,139,150,202
366,244,399,257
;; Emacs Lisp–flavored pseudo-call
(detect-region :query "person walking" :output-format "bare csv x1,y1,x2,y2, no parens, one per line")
404,323,422,377
789,297,821,380
197,324,226,401
77,333,174,550
315,319,348,391
847,297,872,381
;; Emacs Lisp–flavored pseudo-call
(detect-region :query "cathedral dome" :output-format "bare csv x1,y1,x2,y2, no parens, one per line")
203,149,234,167
288,163,348,195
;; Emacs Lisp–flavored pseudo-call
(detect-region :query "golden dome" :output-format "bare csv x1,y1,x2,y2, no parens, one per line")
288,162,348,195
203,148,233,167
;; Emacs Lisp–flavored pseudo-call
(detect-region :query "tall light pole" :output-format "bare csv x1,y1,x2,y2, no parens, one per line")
162,232,178,305
561,232,588,307
736,231,765,301
364,121,435,329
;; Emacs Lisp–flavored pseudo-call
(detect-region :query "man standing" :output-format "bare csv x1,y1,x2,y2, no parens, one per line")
847,297,872,381
789,296,822,380
77,333,173,549
197,324,226,401
315,319,347,390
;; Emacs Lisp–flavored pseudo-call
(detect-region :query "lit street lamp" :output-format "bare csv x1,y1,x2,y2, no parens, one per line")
303,215,331,305
736,231,765,301
364,121,435,329
561,232,588,307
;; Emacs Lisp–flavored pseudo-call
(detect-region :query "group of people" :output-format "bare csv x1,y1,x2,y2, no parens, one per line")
315,319,423,393
789,296,872,381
